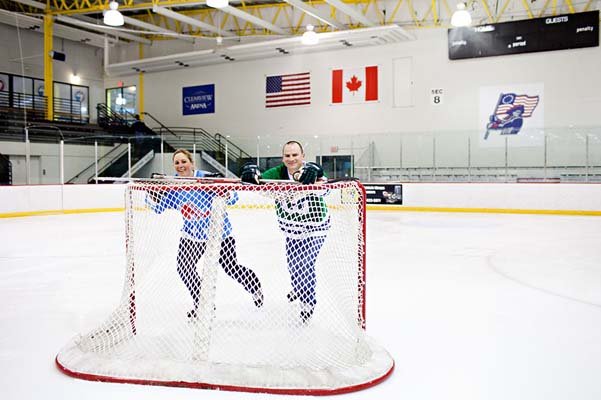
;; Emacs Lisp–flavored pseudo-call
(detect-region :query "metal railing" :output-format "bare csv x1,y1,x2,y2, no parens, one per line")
0,91,86,123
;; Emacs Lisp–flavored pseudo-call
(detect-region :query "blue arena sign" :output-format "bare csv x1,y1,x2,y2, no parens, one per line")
182,84,215,115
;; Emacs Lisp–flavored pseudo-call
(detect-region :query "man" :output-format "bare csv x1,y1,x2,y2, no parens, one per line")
241,141,329,323
130,114,155,158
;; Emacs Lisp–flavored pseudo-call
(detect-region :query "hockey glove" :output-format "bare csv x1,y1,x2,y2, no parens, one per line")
148,173,166,203
240,163,261,184
299,162,324,185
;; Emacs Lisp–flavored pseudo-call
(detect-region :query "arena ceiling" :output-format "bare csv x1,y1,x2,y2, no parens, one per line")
0,0,597,74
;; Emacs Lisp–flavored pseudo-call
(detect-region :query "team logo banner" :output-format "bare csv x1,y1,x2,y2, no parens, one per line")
183,84,215,115
479,83,544,147
485,93,539,139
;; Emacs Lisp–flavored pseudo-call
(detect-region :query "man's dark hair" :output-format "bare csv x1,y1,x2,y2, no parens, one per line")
283,140,304,154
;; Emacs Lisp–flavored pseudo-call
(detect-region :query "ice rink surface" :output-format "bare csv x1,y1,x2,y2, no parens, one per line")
1,210,600,400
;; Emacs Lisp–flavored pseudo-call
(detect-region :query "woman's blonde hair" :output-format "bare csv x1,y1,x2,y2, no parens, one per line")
173,148,194,163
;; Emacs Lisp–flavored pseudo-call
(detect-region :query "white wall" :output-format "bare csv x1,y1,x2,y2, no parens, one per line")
105,28,601,165
1,183,600,216
0,23,105,122
0,141,117,184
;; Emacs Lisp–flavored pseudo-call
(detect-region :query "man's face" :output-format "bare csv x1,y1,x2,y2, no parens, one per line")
282,143,305,174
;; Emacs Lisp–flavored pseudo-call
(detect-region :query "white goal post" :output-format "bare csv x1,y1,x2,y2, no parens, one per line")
56,178,394,394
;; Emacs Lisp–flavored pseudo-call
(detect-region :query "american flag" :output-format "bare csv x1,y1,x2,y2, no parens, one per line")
265,72,311,108
494,93,539,117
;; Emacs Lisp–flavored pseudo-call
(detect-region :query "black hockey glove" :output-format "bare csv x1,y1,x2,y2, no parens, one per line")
299,162,324,185
240,163,261,184
151,172,166,179
203,172,223,178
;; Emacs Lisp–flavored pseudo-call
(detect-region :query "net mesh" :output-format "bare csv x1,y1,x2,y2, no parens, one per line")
57,178,393,393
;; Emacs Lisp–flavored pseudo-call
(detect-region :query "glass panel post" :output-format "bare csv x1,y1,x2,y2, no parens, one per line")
128,143,131,178
94,141,98,184
59,140,64,184
25,127,31,184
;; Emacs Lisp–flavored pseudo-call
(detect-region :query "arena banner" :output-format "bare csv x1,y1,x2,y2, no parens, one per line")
363,183,403,205
182,84,215,115
479,82,544,147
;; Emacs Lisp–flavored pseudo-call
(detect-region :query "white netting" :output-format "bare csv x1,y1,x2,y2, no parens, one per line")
56,178,393,394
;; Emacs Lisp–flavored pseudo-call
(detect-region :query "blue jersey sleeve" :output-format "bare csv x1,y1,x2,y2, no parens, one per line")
227,191,239,206
146,189,179,214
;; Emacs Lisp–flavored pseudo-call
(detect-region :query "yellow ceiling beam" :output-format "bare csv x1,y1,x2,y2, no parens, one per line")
386,0,405,24
495,0,513,23
564,0,575,14
478,0,494,23
519,0,534,19
36,0,595,37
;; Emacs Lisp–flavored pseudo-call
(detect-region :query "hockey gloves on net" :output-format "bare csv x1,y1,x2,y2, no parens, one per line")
241,163,261,184
299,162,324,185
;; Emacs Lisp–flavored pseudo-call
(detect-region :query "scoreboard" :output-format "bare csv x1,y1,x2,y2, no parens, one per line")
448,10,599,60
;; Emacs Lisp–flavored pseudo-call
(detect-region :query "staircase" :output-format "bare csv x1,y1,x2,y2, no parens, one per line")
67,143,128,184
152,125,252,177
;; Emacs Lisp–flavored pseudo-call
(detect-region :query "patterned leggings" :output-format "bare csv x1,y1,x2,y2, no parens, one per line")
176,236,261,307
285,235,326,309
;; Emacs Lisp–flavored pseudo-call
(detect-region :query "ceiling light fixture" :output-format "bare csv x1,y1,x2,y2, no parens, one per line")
451,3,472,27
104,1,124,27
70,73,81,85
207,0,229,9
301,24,319,45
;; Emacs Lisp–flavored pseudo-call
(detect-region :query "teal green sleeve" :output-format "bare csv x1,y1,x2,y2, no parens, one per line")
262,164,286,180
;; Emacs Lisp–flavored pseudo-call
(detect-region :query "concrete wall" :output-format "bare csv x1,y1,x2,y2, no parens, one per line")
0,23,105,123
0,141,117,185
105,28,601,166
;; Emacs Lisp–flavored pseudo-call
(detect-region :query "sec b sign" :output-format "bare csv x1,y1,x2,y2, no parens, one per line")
183,84,215,115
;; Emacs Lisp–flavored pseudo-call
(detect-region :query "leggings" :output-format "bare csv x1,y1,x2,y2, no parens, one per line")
285,235,326,309
176,236,261,307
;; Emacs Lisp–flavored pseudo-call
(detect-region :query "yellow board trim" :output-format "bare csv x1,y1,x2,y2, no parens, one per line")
366,205,601,216
2,206,600,219
0,208,124,219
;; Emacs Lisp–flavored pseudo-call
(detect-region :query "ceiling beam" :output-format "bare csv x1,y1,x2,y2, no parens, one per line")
10,0,45,10
0,8,117,48
57,16,152,44
323,0,377,27
282,0,345,30
152,5,235,37
122,15,195,42
220,5,288,35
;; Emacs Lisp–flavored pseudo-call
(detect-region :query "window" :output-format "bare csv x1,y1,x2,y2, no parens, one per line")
106,86,137,117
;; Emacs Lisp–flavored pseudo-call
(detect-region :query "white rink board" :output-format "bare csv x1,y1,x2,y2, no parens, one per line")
1,183,601,215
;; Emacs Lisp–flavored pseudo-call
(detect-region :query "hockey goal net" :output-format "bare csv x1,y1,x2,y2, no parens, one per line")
56,178,393,394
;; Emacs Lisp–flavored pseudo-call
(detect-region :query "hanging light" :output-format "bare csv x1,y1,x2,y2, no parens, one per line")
104,1,124,27
451,3,472,27
206,0,229,9
70,73,81,85
301,24,319,45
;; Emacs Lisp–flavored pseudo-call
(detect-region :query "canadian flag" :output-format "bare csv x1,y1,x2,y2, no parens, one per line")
331,66,379,104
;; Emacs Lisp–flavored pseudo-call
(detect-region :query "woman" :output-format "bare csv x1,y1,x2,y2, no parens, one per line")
148,149,263,318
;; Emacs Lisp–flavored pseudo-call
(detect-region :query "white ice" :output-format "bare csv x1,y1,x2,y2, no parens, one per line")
1,210,600,400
